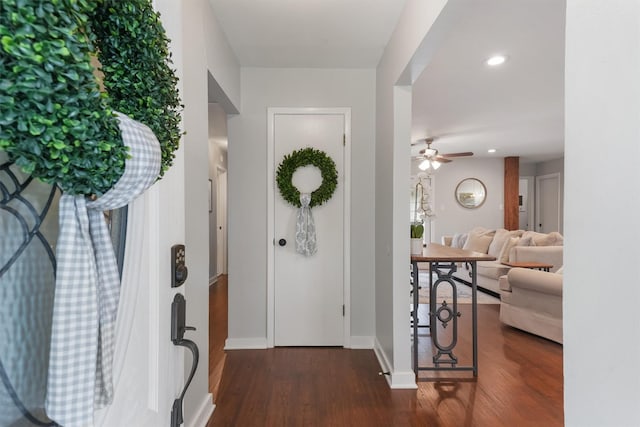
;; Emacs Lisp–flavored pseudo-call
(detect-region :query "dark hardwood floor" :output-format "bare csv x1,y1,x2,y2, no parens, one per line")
209,275,228,400
208,281,563,426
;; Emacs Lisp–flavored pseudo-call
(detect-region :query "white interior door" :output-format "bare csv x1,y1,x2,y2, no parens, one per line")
216,169,227,275
536,173,561,233
519,176,535,230
272,112,346,346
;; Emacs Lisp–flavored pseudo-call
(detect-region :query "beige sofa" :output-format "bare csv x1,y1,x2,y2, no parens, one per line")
442,228,563,295
499,267,563,343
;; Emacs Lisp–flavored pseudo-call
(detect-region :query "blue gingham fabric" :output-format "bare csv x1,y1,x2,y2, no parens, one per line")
45,113,161,427
295,193,317,256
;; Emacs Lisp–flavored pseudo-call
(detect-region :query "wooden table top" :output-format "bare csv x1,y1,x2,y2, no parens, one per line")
503,261,553,269
410,243,497,263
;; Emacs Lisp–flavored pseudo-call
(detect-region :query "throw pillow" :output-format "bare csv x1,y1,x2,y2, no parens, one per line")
463,232,493,253
498,236,519,264
516,235,534,247
488,229,523,257
451,233,468,249
549,232,564,246
522,230,559,246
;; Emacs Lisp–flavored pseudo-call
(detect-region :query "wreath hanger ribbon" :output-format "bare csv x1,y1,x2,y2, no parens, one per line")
295,193,317,256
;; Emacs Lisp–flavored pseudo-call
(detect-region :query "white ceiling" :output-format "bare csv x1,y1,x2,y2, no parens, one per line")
208,0,406,68
411,0,566,164
208,0,566,163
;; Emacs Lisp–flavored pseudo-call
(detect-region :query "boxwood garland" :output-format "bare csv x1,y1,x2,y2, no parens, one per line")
276,147,338,208
0,0,182,196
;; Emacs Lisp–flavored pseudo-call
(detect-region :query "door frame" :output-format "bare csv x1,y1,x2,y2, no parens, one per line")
535,172,561,233
520,176,535,231
216,166,228,275
266,107,351,348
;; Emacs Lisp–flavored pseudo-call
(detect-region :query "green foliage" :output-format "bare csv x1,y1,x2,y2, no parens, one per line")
0,0,126,195
0,0,182,195
276,147,338,208
89,0,183,178
410,223,424,238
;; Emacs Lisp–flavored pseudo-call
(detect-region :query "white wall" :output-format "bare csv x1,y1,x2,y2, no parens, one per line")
414,157,504,243
565,1,640,425
208,104,228,281
375,0,455,387
226,67,376,344
181,0,239,424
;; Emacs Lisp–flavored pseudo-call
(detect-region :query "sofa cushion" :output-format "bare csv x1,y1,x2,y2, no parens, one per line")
499,236,520,264
477,261,511,280
463,232,493,253
521,230,563,246
488,229,523,257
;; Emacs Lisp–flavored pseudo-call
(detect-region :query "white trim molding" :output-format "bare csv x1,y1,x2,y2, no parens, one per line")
185,394,215,427
374,339,417,389
349,336,375,349
224,337,268,350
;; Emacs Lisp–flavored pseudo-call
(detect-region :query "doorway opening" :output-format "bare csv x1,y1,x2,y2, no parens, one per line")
207,101,229,399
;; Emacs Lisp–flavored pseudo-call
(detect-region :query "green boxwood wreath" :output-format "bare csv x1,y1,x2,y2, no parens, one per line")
0,0,182,196
276,147,338,208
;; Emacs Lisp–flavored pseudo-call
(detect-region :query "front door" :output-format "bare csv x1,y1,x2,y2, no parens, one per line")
270,110,348,346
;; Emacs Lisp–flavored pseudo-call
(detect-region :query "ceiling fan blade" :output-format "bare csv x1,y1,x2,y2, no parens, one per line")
440,152,474,158
434,156,452,163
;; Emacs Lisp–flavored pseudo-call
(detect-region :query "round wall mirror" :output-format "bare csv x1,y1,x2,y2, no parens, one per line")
455,178,487,209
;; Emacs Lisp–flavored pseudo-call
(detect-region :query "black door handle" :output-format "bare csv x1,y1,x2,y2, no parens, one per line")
170,294,199,427
278,238,287,247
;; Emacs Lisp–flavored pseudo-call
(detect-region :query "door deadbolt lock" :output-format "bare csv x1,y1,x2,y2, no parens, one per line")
171,244,188,288
278,238,287,247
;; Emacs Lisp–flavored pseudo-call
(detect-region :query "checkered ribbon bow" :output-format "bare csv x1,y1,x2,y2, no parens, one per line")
45,113,161,427
295,193,317,256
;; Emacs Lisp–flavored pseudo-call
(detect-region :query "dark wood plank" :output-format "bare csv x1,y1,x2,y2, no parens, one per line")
504,156,520,230
209,275,228,399
208,287,563,427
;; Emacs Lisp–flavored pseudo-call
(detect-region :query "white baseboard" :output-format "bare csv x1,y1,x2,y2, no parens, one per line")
389,370,417,389
373,338,417,389
349,336,374,349
224,337,268,350
373,338,393,387
185,393,215,427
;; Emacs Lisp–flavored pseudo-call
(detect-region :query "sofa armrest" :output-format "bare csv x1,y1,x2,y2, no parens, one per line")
507,268,563,296
442,236,453,246
509,246,563,272
499,274,511,292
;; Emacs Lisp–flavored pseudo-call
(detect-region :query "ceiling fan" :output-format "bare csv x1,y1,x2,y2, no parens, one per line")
412,137,473,170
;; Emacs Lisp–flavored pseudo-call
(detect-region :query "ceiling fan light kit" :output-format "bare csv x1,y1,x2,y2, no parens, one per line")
413,137,473,170
419,159,441,171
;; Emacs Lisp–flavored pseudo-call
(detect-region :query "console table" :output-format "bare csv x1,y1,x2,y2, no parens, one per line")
410,244,496,379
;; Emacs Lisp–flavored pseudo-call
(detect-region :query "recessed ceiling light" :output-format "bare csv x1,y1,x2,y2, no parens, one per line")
486,55,507,66
488,148,497,153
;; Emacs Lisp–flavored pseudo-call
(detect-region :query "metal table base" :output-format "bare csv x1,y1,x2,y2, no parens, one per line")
411,260,479,379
